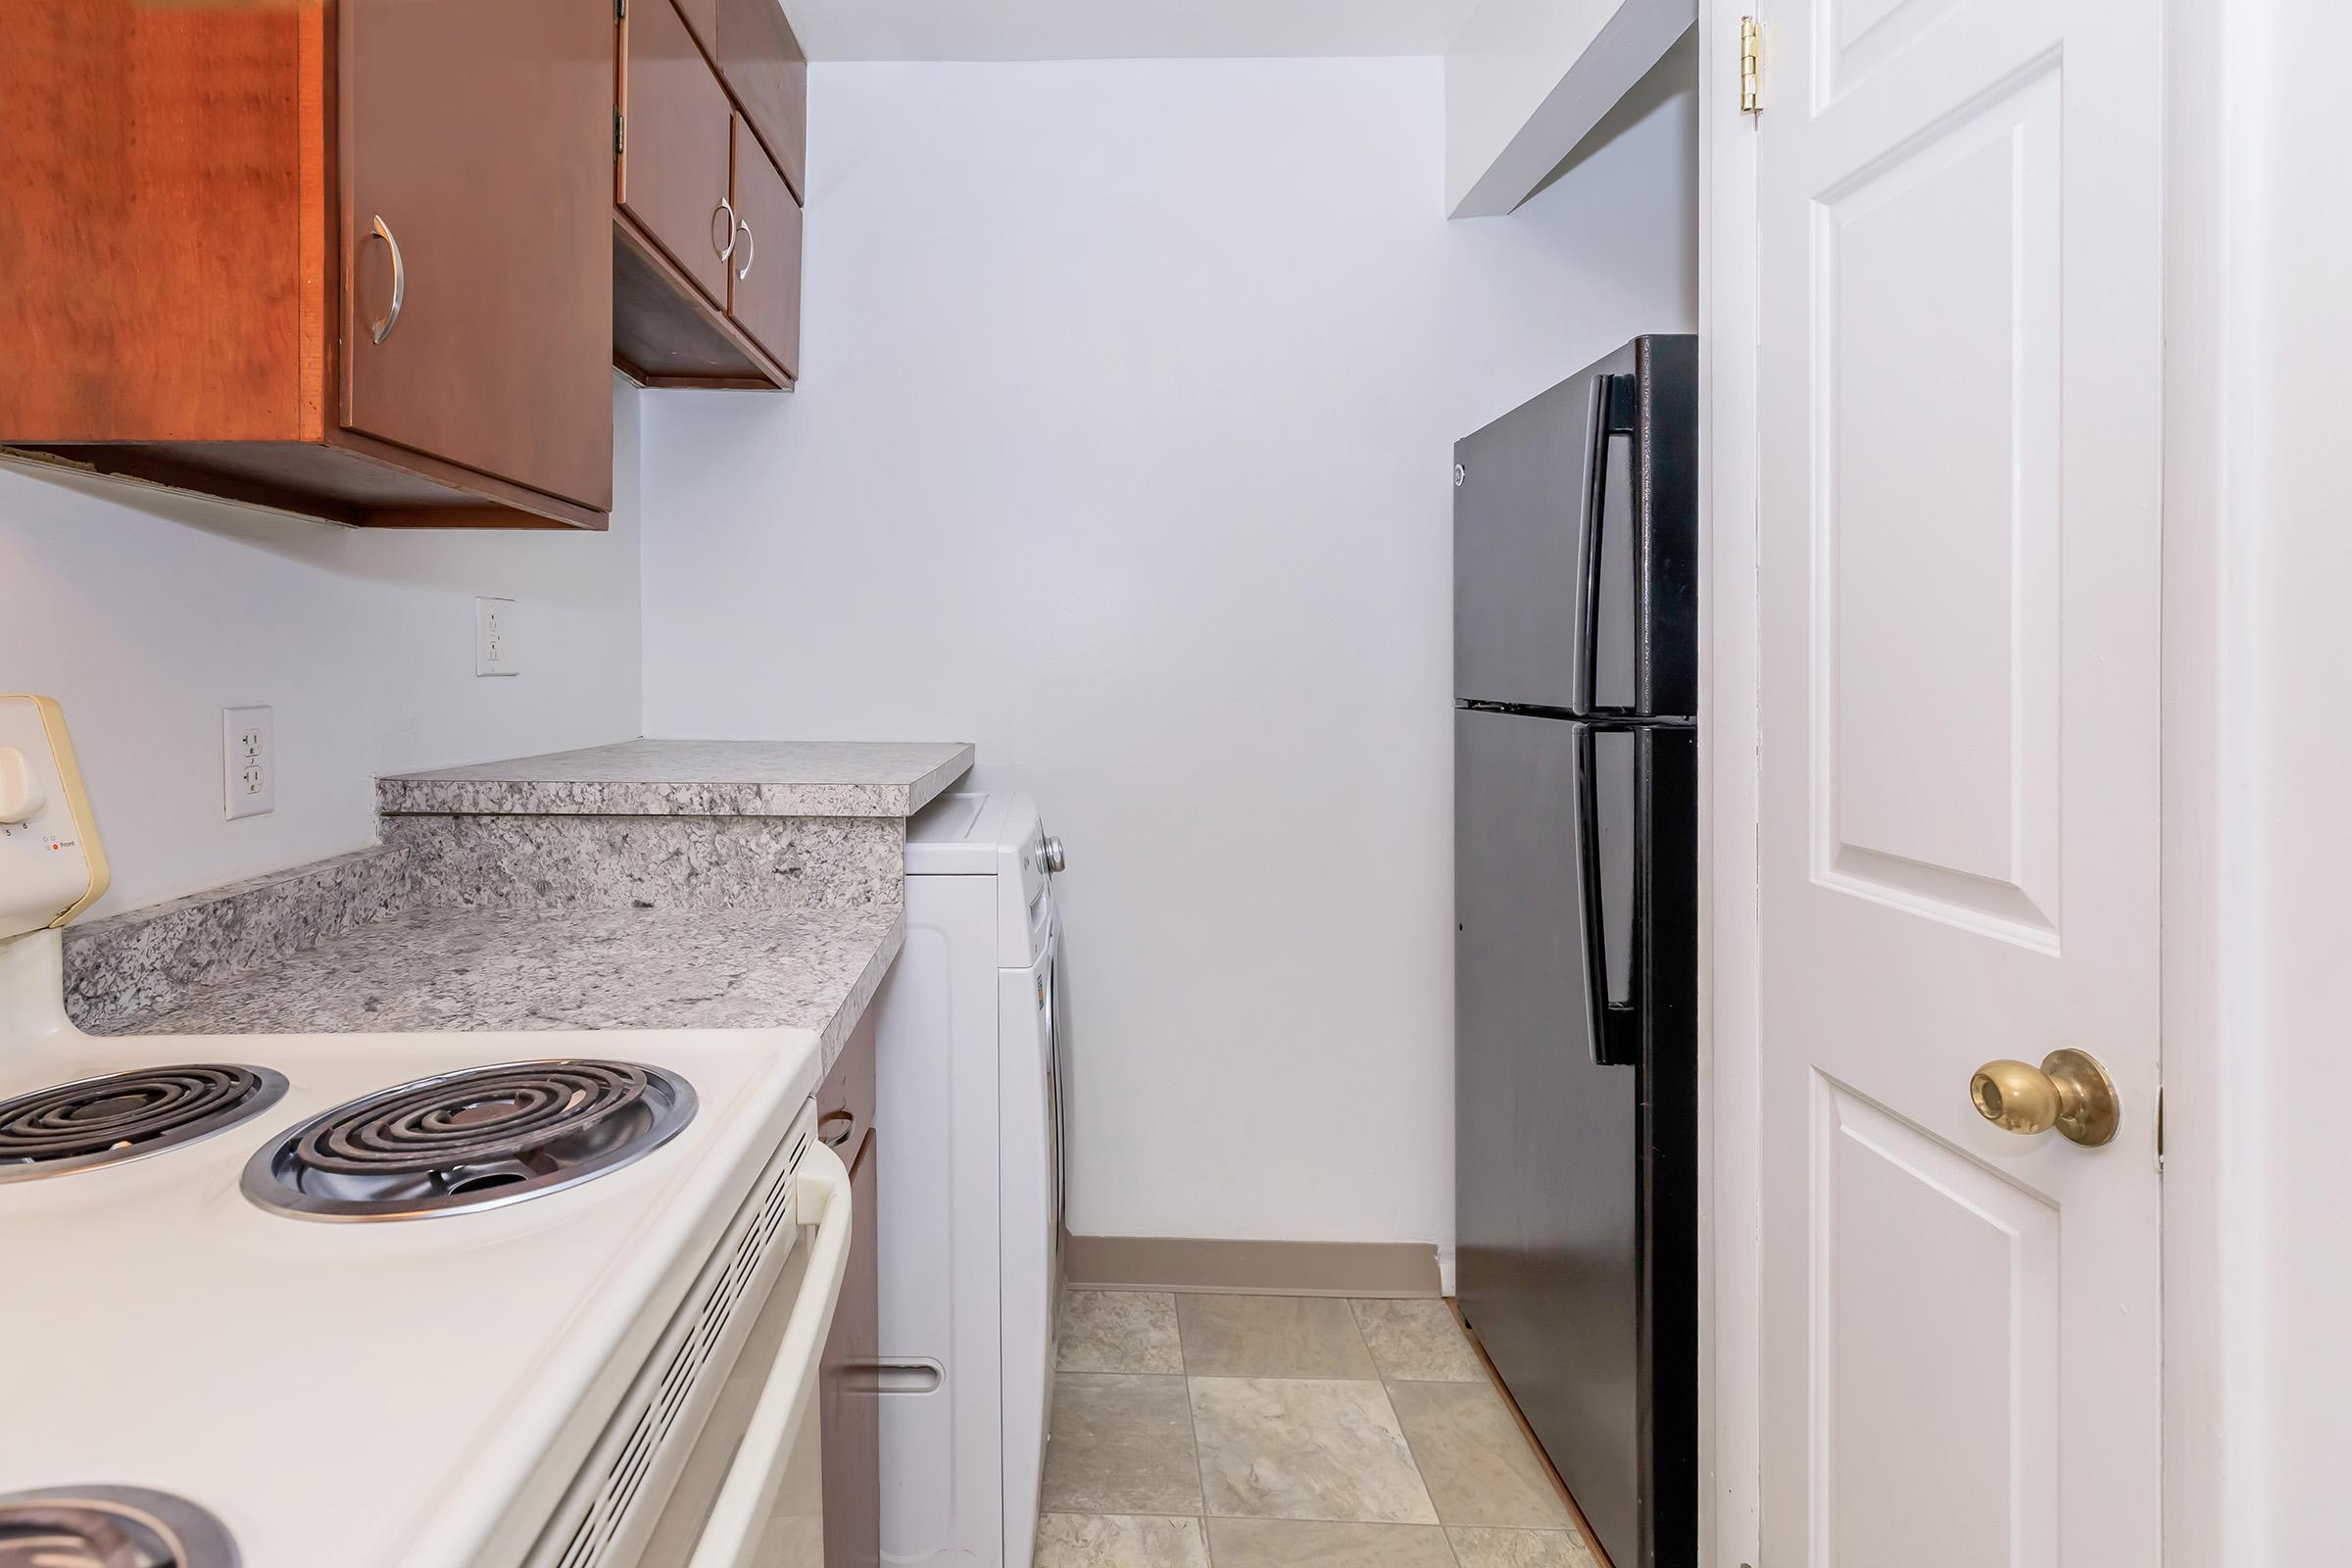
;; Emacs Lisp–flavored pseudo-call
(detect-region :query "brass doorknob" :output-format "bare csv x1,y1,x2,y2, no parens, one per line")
1970,1049,2121,1147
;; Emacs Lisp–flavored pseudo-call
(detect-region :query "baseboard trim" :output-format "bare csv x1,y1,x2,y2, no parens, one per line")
1063,1233,1442,1298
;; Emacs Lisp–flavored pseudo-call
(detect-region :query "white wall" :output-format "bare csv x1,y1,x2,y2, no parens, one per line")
642,58,1696,1248
0,380,645,914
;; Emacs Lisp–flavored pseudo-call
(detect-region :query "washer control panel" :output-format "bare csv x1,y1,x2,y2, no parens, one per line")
0,696,109,940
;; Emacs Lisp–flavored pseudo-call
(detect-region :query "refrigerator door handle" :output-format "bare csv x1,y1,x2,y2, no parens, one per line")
1572,373,1638,715
1575,725,1642,1068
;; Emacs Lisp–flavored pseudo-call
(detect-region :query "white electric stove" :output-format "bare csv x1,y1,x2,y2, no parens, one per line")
0,697,850,1568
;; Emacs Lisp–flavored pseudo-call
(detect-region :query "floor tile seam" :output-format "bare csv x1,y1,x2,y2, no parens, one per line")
1197,1503,1448,1526
1360,1371,1447,1529
1199,1514,1471,1568
1037,1509,1208,1522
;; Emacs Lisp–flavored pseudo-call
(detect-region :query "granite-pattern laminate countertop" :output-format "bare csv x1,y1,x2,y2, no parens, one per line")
379,739,975,818
117,900,902,1069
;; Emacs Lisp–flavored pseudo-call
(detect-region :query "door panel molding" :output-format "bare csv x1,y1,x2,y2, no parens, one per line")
1807,55,2063,951
1809,1074,2059,1564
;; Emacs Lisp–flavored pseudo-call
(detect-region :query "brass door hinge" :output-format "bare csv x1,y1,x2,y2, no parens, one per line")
1740,17,1762,113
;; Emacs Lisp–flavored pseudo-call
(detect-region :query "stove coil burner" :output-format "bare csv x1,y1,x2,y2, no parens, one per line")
0,1065,288,1183
0,1485,239,1568
240,1058,696,1221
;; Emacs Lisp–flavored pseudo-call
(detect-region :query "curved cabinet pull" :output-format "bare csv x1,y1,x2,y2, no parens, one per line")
712,197,737,261
734,219,756,281
368,215,405,345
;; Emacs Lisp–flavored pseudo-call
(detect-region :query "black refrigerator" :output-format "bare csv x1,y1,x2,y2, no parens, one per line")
1453,334,1697,1568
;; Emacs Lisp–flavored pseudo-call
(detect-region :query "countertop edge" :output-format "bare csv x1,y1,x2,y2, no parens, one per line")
816,914,905,1071
904,743,980,816
374,742,977,820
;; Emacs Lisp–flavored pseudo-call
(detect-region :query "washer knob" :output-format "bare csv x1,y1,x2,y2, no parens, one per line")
1039,835,1066,874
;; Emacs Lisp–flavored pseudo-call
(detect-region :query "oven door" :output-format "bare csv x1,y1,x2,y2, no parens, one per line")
634,1141,855,1568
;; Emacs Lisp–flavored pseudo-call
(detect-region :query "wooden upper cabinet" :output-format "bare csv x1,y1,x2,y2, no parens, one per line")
617,0,736,310
1,0,808,522
607,0,805,392
728,118,803,379
669,0,722,52
663,0,806,202
710,0,809,203
0,4,312,444
0,0,615,529
345,0,614,513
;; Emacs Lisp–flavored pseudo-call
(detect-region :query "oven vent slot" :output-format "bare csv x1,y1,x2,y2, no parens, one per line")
552,1127,808,1568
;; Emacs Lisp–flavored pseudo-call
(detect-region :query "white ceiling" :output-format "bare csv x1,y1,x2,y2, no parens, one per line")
782,0,1485,62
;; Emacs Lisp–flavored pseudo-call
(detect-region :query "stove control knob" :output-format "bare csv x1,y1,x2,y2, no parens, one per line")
1039,836,1066,874
0,748,44,824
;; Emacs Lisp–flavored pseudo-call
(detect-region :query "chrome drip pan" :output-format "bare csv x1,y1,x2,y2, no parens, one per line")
0,1485,239,1568
240,1057,697,1222
0,1065,288,1184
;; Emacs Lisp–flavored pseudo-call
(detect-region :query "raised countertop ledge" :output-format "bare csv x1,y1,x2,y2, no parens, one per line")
377,739,976,818
116,902,903,1072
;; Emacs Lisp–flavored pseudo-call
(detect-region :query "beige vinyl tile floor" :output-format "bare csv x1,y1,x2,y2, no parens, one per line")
1036,1292,1605,1568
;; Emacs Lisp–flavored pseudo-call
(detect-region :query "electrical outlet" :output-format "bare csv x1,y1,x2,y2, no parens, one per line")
222,706,274,820
475,597,519,677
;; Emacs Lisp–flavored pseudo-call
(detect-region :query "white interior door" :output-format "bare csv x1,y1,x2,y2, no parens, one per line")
1752,0,2164,1560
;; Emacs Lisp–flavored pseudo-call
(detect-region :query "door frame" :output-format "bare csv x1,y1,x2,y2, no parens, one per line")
2152,0,2236,1555
1697,1,2235,1561
1693,3,1763,1566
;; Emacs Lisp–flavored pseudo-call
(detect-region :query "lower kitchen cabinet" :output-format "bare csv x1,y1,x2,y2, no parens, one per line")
818,1013,882,1568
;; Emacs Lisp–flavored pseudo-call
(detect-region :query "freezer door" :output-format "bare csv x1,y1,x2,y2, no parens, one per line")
1452,335,1698,717
1453,707,1642,1563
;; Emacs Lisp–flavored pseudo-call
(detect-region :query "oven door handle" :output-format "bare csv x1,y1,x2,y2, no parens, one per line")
687,1140,854,1568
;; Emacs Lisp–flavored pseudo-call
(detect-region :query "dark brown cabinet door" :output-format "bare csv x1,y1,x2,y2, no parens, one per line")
727,117,803,381
710,0,807,201
618,0,735,310
342,0,613,512
668,0,720,55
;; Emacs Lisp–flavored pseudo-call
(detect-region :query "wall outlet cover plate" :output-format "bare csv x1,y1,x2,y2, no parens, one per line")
476,597,519,677
223,706,274,820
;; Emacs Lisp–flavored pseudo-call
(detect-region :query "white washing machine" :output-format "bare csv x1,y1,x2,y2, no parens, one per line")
875,791,1065,1568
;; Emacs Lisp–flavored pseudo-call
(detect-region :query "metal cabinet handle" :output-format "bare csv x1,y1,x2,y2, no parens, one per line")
712,198,737,261
818,1107,855,1149
368,215,405,345
734,219,755,281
